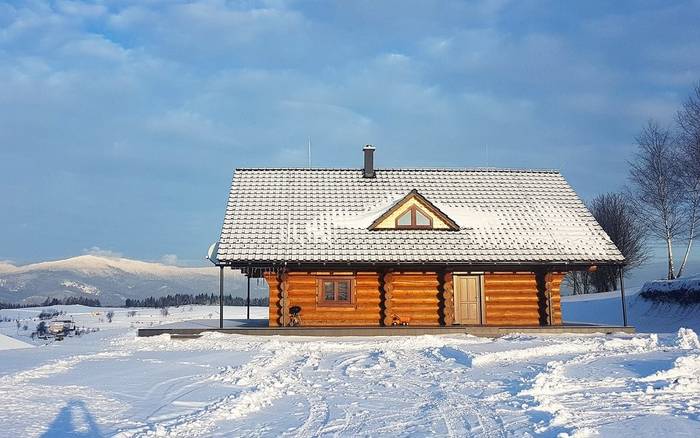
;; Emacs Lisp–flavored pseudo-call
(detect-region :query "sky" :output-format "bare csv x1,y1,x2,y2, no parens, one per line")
1,0,699,286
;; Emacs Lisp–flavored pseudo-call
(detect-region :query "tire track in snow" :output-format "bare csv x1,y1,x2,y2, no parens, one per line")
518,334,683,435
121,341,319,437
0,349,134,438
0,350,131,385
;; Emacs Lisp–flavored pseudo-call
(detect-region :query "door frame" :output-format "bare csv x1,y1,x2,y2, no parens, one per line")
452,274,485,325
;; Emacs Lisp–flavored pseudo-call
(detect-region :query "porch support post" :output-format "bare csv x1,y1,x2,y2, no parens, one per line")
219,265,224,329
619,266,628,327
246,275,251,320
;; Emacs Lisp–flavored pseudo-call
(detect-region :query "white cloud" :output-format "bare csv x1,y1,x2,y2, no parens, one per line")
59,34,129,62
82,247,122,258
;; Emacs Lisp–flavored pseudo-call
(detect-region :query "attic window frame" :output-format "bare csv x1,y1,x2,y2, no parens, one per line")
395,205,434,229
367,189,461,232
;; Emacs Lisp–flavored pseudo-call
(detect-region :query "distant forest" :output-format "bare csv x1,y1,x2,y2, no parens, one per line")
124,293,269,308
0,296,102,310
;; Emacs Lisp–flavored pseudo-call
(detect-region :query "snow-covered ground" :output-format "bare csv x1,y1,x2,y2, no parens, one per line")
563,281,700,333
1,300,699,437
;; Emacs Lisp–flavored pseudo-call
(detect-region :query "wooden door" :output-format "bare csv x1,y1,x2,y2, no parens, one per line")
454,275,481,325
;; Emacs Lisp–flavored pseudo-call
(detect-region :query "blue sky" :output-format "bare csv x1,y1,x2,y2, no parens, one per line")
1,0,699,285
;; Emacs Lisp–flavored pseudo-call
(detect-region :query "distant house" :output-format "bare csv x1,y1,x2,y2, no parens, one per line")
214,146,624,327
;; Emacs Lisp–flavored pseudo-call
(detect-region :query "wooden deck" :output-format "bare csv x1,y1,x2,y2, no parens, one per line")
137,319,635,338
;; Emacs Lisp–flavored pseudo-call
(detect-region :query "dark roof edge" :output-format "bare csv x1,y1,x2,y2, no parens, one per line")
215,260,626,268
233,167,561,174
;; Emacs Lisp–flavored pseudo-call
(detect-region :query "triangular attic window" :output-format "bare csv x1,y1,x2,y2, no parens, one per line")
368,189,460,231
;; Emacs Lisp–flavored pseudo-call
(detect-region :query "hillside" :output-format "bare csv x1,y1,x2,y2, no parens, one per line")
562,274,700,333
0,255,262,306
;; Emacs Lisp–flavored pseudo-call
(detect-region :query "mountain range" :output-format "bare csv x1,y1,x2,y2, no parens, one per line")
0,255,264,306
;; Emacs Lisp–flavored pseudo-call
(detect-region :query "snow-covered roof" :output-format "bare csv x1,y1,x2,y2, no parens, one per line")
216,168,624,266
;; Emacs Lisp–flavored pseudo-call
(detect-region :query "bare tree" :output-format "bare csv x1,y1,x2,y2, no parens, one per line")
676,82,700,277
565,192,648,293
564,271,594,295
628,121,684,279
589,193,648,291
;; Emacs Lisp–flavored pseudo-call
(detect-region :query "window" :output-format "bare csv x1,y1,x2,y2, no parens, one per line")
317,277,354,306
395,205,433,229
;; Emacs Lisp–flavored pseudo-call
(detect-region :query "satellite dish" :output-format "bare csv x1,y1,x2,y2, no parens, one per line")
206,241,220,265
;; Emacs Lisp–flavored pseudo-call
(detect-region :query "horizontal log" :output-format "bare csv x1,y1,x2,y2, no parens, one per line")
400,320,440,326
484,279,537,286
486,300,539,308
355,290,381,297
391,272,438,276
486,300,538,306
391,280,440,287
300,320,382,326
299,311,381,320
390,288,440,295
485,293,539,300
485,315,540,322
389,279,440,287
285,304,381,313
486,321,541,327
304,271,356,276
391,306,440,314
485,304,540,312
484,274,536,280
390,298,441,305
286,288,380,298
301,306,365,312
485,291,538,298
355,306,382,313
485,286,538,292
485,314,540,321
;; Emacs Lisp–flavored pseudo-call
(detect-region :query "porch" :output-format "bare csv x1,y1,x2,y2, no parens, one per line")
137,319,635,338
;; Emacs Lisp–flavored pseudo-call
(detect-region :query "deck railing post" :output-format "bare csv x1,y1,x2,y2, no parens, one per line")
246,275,251,320
219,265,224,329
619,266,628,327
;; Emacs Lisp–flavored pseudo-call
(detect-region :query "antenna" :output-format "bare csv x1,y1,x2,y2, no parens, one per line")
308,137,312,168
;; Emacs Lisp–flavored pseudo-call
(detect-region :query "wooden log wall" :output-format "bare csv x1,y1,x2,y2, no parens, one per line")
381,272,394,326
483,273,541,326
483,272,564,326
545,272,564,325
441,273,454,326
263,270,564,327
263,272,282,327
264,271,383,326
385,272,442,326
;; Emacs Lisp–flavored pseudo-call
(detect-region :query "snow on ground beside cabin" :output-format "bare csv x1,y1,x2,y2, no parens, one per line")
0,332,33,350
0,302,699,437
640,273,700,293
563,277,700,333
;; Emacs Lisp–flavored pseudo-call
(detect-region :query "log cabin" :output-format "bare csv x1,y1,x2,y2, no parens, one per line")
212,146,625,328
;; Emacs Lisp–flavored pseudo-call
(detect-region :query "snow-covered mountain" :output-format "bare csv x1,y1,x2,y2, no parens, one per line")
0,255,258,306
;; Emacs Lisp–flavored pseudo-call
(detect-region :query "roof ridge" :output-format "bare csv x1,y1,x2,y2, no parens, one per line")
234,167,560,174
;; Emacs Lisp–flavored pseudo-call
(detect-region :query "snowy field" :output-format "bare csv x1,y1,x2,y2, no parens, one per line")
1,296,699,437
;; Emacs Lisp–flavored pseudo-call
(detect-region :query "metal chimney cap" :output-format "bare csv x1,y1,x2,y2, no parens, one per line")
363,144,375,150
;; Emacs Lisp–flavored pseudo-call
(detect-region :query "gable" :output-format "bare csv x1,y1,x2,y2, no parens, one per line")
369,190,459,231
